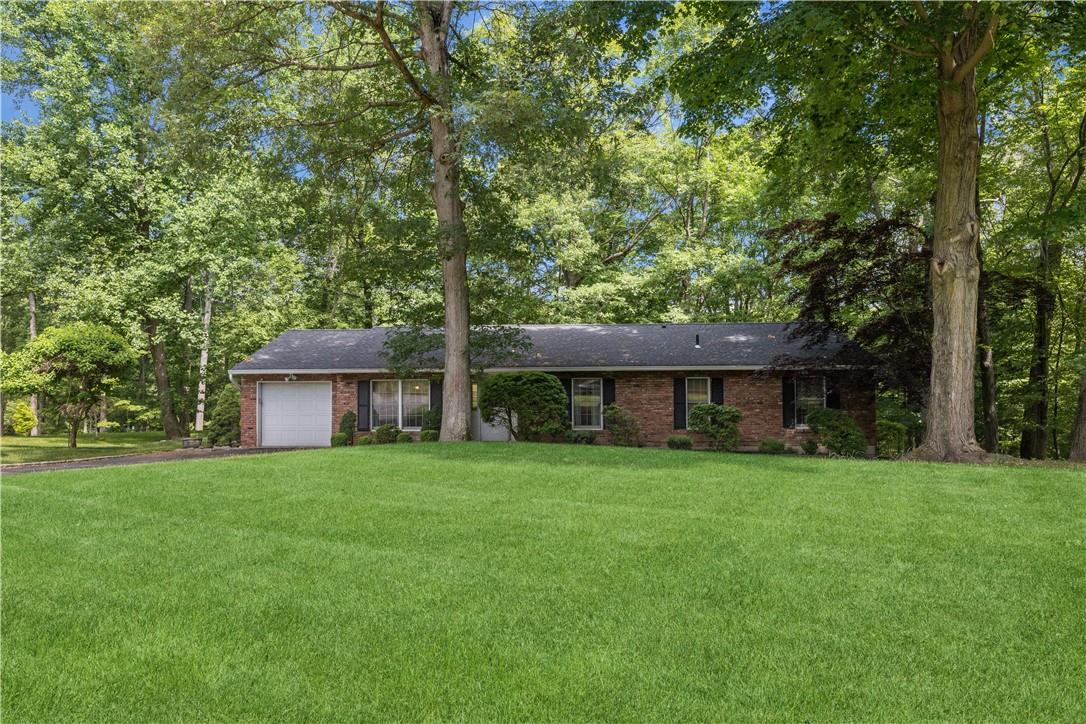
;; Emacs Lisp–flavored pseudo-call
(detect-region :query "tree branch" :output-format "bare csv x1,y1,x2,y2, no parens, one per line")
952,12,999,84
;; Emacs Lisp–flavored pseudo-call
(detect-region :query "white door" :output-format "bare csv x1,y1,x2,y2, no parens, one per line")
259,382,333,447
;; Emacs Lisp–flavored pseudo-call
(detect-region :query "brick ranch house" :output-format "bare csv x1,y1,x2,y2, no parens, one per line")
229,323,876,452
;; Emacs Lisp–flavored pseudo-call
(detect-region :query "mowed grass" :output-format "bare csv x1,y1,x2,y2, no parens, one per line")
0,430,179,465
2,444,1084,722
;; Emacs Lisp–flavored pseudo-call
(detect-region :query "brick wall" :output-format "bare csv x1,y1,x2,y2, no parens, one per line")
238,370,876,451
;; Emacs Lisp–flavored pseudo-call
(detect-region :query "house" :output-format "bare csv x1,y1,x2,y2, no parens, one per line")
228,323,877,452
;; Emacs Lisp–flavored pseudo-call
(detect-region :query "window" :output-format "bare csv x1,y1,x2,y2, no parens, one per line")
371,379,431,430
572,378,603,429
795,377,825,428
686,377,710,428
371,380,399,428
401,379,429,430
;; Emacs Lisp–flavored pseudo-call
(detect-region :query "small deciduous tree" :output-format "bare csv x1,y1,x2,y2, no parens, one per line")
4,323,135,448
478,372,568,441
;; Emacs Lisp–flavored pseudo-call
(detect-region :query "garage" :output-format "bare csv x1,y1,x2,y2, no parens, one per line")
259,382,333,447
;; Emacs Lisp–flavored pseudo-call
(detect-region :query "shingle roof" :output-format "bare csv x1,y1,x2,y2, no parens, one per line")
229,323,870,374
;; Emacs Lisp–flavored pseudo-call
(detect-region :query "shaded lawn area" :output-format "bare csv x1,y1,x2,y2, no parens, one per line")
0,430,179,465
2,444,1083,721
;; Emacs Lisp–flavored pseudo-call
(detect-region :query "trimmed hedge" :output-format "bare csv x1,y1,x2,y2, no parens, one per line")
372,424,400,444
758,438,789,455
419,429,440,442
687,403,743,451
806,408,866,457
667,435,693,450
330,432,350,447
395,432,414,443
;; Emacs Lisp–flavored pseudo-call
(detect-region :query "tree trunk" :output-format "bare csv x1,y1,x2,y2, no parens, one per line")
362,281,375,329
1020,245,1058,459
145,317,184,439
420,2,471,441
28,291,41,436
1070,370,1086,462
908,27,992,463
68,419,78,449
194,272,214,433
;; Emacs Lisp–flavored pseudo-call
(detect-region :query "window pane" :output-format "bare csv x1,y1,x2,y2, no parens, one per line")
372,380,398,428
686,378,710,407
572,378,602,429
401,379,429,429
796,377,824,426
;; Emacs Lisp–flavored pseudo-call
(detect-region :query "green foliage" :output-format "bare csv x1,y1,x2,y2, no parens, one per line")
667,435,693,450
356,435,372,446
568,430,597,445
372,425,400,445
876,393,923,457
330,432,350,447
604,404,640,447
758,438,789,455
205,385,241,447
338,411,357,443
3,323,135,447
478,372,569,441
687,403,743,452
419,429,440,442
395,432,413,444
422,407,442,432
10,401,37,436
806,408,866,458
801,439,819,456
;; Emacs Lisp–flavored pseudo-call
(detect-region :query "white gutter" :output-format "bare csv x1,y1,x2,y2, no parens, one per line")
227,364,867,376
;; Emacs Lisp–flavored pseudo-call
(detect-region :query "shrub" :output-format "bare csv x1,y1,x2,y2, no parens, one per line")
604,404,640,447
667,435,693,450
396,432,414,443
569,430,597,445
806,408,866,457
356,435,372,446
372,424,400,444
205,385,241,446
10,401,37,436
759,438,789,455
419,429,440,442
330,432,350,447
422,407,442,431
801,439,819,456
478,372,568,441
338,411,357,444
876,419,909,459
687,403,743,451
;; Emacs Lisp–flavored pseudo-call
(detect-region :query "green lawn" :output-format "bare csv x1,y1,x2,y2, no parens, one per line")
0,430,180,465
2,444,1083,721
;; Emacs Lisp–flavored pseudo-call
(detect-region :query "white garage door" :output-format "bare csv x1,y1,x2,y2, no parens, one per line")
259,382,333,447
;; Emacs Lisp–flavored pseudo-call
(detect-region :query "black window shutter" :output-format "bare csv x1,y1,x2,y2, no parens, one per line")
711,377,724,405
825,378,841,409
430,379,443,413
673,378,686,429
357,381,370,431
602,378,615,428
782,377,796,429
559,377,572,424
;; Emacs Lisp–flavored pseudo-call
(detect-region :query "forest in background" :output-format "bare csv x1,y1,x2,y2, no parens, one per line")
1,1,1084,458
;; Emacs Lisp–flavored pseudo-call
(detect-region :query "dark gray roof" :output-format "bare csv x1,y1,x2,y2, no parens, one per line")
230,323,870,374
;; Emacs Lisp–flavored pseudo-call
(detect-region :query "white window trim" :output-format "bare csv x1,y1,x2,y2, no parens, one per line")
370,379,430,431
571,377,604,431
793,376,826,430
685,376,711,429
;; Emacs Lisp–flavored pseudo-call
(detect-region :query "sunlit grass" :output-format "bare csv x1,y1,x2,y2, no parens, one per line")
0,430,180,465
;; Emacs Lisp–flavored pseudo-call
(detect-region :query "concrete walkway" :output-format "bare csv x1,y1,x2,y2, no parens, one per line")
1,447,298,475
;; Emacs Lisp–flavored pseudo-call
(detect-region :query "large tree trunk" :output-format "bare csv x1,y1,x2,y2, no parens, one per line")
420,2,471,442
908,22,994,463
67,419,78,449
28,291,41,436
145,317,184,439
194,272,214,433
